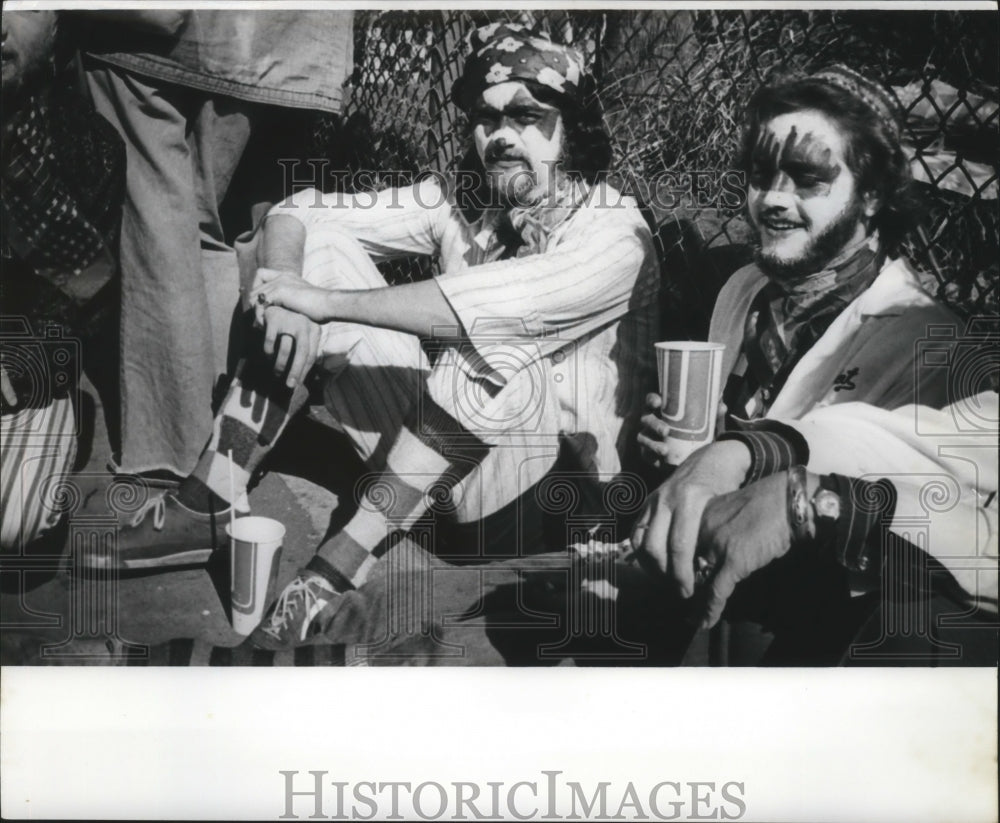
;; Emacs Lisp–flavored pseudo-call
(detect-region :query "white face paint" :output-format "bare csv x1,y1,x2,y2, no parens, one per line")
471,81,565,206
747,110,876,277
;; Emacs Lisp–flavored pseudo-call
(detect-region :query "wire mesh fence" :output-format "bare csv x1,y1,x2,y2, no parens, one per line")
307,9,998,322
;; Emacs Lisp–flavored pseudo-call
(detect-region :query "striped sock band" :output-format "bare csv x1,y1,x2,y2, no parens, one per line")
314,393,492,587
180,373,309,507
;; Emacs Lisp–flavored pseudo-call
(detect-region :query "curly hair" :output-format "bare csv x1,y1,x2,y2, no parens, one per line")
454,78,612,220
738,75,920,257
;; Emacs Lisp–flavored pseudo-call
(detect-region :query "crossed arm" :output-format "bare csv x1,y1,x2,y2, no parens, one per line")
251,266,459,335
248,213,459,387
630,422,802,628
249,195,651,386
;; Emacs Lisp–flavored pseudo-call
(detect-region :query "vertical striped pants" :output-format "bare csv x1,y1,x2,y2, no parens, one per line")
296,226,566,584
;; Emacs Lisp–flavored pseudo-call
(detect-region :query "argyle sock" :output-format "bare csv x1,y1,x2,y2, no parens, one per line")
312,393,491,589
177,368,310,512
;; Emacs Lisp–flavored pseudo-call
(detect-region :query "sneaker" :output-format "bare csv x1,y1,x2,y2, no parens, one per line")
250,573,342,650
75,491,228,570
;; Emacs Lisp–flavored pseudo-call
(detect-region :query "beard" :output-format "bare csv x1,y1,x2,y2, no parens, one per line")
482,133,568,211
488,166,541,209
1,52,49,103
753,196,867,284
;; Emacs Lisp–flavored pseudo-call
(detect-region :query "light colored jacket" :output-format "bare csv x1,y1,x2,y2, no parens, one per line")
710,257,998,611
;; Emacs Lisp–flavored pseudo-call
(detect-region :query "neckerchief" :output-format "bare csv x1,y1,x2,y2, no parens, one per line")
479,176,586,261
724,235,884,419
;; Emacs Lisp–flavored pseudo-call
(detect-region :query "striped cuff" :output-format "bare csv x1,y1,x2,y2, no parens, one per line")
821,474,897,575
417,393,492,459
306,555,357,593
718,420,810,484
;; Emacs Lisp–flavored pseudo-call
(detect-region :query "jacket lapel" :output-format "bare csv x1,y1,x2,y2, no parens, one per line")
766,258,931,418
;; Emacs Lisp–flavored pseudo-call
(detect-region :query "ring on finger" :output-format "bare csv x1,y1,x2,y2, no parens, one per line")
694,556,714,586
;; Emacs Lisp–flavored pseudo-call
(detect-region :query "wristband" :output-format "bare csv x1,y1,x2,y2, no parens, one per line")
719,420,810,485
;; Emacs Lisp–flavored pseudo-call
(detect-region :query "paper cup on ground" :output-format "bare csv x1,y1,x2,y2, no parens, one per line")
655,341,726,466
227,516,286,635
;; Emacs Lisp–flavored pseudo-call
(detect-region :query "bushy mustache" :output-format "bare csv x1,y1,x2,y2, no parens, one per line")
484,141,528,164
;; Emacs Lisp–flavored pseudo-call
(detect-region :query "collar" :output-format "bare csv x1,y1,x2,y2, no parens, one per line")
472,208,506,251
853,255,939,319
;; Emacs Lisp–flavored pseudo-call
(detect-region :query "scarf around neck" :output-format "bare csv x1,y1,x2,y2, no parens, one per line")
479,175,587,261
724,234,884,419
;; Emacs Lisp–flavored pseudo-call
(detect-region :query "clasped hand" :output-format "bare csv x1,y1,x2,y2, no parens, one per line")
631,406,795,628
251,268,334,325
249,268,325,388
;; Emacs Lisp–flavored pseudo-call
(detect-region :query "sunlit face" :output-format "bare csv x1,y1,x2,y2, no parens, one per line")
747,110,876,279
471,81,565,207
1,10,57,95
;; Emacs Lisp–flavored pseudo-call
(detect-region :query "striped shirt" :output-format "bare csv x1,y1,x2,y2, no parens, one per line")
271,179,660,480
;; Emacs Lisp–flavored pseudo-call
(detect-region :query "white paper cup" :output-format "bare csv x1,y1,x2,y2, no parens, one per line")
226,516,286,635
655,341,726,466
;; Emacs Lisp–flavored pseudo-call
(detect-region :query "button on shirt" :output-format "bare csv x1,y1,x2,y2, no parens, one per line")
270,178,660,479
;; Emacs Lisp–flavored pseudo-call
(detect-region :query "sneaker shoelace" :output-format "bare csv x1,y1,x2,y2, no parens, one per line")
261,576,331,639
129,493,167,530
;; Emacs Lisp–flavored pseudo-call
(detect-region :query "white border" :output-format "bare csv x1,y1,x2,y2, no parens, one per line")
1,2,997,820
4,1,999,11
2,668,998,821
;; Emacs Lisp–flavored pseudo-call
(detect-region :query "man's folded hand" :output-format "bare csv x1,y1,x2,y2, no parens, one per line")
259,305,321,388
631,439,753,597
694,472,797,628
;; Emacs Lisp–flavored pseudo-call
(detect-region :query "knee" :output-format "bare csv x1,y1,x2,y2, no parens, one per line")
302,226,384,290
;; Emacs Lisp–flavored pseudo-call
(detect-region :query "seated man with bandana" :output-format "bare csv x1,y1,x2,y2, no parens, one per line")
82,22,659,650
632,65,997,662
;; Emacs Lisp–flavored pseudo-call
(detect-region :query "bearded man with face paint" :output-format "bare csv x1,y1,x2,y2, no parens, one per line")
84,23,659,651
634,66,997,661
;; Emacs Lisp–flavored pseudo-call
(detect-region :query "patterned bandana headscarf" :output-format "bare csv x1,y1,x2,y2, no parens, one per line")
452,23,587,111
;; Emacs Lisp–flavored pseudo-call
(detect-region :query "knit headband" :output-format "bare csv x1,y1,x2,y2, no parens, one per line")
810,64,903,140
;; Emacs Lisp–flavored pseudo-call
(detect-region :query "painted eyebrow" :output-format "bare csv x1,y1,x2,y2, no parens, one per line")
749,151,839,175
784,156,837,169
470,103,551,116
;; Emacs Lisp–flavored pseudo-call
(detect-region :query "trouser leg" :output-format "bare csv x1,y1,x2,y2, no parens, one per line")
84,62,251,476
183,223,426,509
294,232,563,587
185,223,561,585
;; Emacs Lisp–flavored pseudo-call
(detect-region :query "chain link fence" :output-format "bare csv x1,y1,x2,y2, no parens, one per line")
307,9,997,326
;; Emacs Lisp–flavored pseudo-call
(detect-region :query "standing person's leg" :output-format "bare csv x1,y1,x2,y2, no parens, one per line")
189,94,255,387
78,223,426,570
84,64,251,479
84,63,214,477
